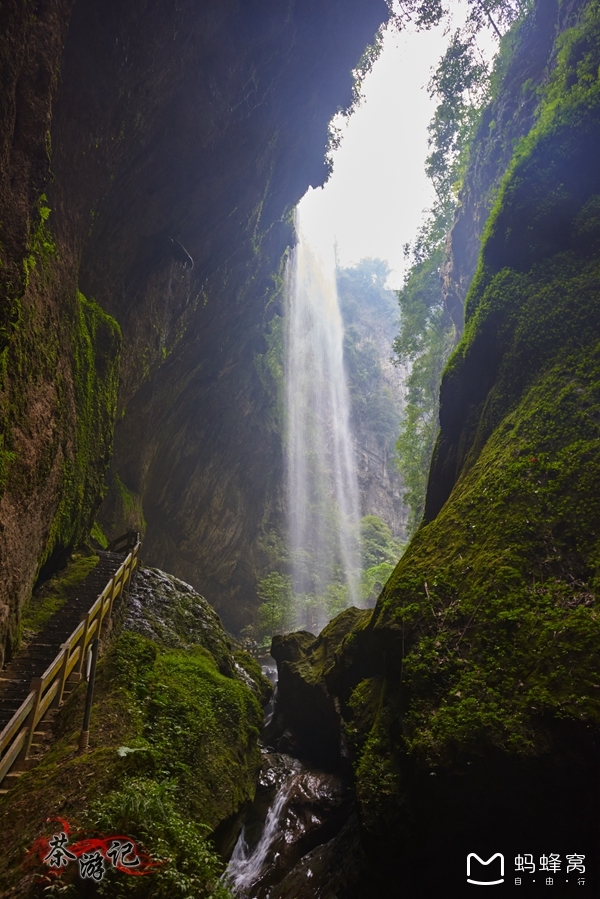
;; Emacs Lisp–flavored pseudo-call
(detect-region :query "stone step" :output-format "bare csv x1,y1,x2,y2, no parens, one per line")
0,545,136,796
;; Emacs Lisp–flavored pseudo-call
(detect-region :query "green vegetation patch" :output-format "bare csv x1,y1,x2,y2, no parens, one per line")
374,246,600,764
91,519,109,549
0,191,121,579
20,550,99,642
375,347,600,763
44,291,121,559
0,629,263,896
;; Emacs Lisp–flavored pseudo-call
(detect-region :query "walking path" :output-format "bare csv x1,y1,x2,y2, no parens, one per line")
0,536,140,793
0,552,124,732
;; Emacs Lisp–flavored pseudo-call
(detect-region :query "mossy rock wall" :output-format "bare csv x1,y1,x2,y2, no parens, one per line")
267,4,600,893
0,218,120,668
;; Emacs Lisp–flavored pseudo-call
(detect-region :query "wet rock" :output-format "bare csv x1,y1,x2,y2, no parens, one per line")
269,813,367,899
124,565,234,670
123,566,271,702
265,610,370,769
226,753,353,899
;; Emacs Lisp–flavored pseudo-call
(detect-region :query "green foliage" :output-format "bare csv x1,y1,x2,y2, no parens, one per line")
360,515,402,568
425,30,489,209
257,528,288,570
112,634,262,816
20,551,99,640
391,1,527,35
91,519,109,549
256,571,294,642
92,779,232,899
390,5,515,536
351,27,385,107
78,630,259,895
0,611,262,896
361,562,396,605
393,249,454,534
23,194,56,282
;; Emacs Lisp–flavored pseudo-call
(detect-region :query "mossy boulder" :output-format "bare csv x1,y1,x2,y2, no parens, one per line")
266,609,370,769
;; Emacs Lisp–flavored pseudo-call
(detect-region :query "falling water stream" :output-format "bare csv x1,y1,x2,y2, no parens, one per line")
225,774,296,896
285,198,361,629
224,198,363,895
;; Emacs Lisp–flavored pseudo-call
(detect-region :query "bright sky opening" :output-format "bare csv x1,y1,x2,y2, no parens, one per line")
302,4,498,290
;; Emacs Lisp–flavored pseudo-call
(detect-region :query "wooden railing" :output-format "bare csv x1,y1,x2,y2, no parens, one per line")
0,541,140,787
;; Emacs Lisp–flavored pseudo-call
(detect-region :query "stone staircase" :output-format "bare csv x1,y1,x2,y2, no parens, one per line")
0,540,140,795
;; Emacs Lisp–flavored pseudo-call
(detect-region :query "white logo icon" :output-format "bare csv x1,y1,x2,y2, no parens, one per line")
467,853,505,885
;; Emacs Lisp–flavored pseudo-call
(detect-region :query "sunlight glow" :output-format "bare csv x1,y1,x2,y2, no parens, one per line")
302,4,498,289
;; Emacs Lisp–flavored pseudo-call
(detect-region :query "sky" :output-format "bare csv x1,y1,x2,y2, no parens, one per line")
300,4,498,289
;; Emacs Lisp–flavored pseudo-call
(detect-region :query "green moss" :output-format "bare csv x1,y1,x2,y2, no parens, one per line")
354,721,402,834
113,472,147,533
0,193,121,586
345,676,384,756
0,433,17,493
20,551,99,640
379,347,600,762
43,292,121,561
0,628,262,895
91,519,109,549
108,633,263,821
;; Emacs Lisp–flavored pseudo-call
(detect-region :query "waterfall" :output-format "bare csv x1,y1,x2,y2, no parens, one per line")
224,778,293,895
285,194,361,631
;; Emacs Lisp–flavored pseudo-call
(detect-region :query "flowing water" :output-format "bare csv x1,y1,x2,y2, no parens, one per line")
225,774,295,896
223,751,351,899
285,201,361,630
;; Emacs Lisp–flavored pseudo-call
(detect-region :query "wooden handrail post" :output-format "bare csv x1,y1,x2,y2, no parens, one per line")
100,577,115,634
19,677,43,761
75,612,91,679
51,645,71,709
109,570,121,615
78,638,99,753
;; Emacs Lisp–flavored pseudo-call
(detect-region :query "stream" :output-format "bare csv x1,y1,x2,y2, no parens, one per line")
222,660,365,899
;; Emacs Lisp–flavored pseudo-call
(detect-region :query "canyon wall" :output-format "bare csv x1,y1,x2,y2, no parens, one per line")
267,2,600,894
0,0,389,664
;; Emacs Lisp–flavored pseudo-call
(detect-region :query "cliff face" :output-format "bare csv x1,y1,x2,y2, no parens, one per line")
268,3,600,894
0,0,121,668
441,0,587,333
0,0,389,662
